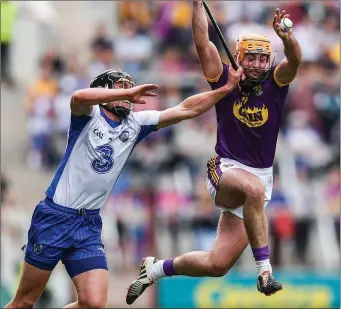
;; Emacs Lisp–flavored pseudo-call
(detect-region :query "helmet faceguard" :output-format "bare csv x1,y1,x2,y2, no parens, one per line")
89,69,136,118
235,34,276,87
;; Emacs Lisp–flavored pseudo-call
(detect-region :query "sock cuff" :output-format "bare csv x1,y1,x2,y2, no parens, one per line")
252,245,269,261
163,258,177,276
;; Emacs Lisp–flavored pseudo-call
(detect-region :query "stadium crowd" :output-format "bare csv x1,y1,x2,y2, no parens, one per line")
1,0,339,294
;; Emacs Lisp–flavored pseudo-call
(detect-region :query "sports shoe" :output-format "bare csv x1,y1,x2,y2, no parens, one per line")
126,257,158,305
257,270,283,296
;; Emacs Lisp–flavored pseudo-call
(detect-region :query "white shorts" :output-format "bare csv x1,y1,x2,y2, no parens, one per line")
206,155,274,219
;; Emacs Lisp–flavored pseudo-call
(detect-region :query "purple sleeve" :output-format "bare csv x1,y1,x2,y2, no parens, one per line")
270,66,290,108
207,63,229,90
271,66,289,89
271,65,290,90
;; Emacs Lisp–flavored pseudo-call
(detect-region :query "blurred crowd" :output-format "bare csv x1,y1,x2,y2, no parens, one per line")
2,0,340,281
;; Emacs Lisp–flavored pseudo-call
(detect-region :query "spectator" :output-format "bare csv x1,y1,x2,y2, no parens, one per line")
25,58,58,169
294,14,322,62
114,19,153,74
119,1,155,33
325,165,340,246
292,161,315,266
154,1,192,52
285,110,332,167
52,59,85,160
225,14,264,43
88,37,116,79
313,79,340,143
267,177,295,267
155,46,189,73
192,177,219,251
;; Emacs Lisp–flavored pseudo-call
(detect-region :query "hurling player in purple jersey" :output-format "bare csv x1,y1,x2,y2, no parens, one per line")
126,2,303,304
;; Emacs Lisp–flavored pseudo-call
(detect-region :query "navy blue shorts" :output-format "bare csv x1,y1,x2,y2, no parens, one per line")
23,198,107,278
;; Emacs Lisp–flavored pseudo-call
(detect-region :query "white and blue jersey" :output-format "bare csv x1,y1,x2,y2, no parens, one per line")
46,105,161,210
23,105,160,277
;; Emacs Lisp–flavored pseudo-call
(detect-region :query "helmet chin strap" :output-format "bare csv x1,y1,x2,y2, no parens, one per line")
100,104,130,118
240,71,270,87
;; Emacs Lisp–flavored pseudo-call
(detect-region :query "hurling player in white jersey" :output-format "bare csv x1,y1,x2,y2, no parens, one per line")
6,68,243,309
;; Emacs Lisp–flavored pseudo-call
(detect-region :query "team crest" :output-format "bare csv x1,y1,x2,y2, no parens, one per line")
119,130,129,142
253,84,263,96
34,243,42,254
233,95,268,127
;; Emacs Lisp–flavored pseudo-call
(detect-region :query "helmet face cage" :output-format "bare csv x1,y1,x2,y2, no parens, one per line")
107,76,136,114
237,50,276,73
90,69,136,117
235,35,276,86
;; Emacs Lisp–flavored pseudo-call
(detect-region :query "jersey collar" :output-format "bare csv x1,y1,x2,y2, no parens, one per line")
99,107,121,128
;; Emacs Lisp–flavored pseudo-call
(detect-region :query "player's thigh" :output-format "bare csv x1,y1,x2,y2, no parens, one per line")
10,262,52,308
209,212,249,272
72,268,108,308
215,168,264,208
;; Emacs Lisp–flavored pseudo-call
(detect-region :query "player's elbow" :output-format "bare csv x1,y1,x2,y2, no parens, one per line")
194,38,210,53
71,90,83,103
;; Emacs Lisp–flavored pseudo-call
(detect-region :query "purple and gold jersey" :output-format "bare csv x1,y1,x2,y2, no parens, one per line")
208,64,289,168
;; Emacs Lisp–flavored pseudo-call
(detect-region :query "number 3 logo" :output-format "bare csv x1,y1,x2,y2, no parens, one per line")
91,145,114,174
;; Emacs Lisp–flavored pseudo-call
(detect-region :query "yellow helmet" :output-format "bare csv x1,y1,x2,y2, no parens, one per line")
235,34,276,86
236,34,272,60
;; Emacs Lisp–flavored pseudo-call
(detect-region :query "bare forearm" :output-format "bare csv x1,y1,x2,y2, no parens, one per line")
282,32,303,66
181,87,228,118
192,1,209,49
72,88,131,106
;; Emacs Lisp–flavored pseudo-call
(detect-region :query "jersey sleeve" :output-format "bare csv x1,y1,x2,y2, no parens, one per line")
207,63,229,90
273,65,292,88
271,66,290,92
270,66,290,107
133,110,161,144
70,105,99,129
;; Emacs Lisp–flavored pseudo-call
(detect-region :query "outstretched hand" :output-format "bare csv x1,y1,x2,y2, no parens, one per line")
129,84,159,104
222,66,244,92
273,8,291,40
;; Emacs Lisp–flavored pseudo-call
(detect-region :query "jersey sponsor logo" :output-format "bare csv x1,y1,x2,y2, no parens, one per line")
91,144,115,174
119,130,129,142
233,95,268,127
33,243,42,254
93,128,104,139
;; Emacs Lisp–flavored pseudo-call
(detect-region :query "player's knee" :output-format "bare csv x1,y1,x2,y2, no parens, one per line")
209,259,232,277
245,183,264,207
79,296,106,309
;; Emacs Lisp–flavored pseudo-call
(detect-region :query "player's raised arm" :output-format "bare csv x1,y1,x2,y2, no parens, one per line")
70,84,158,116
273,8,303,86
192,0,223,81
157,67,243,129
